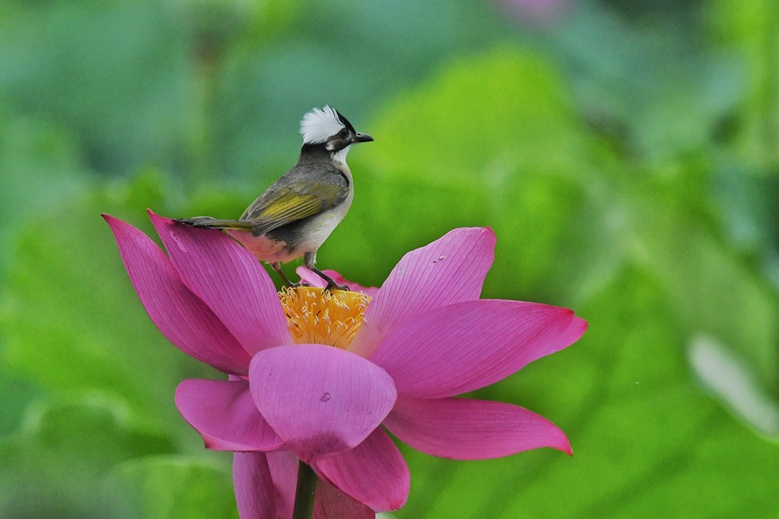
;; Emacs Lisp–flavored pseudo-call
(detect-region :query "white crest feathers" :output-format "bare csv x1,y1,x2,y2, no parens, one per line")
300,106,345,144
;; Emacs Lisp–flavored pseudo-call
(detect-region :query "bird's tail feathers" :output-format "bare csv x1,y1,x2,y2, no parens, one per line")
176,217,253,231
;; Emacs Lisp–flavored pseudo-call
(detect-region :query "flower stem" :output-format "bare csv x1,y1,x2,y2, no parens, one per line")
292,460,317,519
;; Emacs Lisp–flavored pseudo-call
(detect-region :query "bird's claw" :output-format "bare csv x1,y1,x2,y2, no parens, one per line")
325,282,350,292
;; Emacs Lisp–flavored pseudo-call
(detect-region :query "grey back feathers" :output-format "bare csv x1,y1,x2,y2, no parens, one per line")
240,162,350,236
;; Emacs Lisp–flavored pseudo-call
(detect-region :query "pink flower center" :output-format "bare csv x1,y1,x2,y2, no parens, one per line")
279,287,371,350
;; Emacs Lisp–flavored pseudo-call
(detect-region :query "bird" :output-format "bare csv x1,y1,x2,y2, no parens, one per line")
177,106,373,290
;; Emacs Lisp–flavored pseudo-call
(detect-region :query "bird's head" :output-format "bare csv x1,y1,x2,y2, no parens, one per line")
300,106,373,161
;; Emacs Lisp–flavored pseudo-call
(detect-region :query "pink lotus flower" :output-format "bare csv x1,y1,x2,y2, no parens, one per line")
104,210,587,518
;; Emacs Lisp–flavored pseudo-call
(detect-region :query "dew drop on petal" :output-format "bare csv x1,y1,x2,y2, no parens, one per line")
320,392,331,403
169,230,187,252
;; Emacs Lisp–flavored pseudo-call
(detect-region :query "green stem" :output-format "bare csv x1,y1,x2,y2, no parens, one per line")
292,460,317,519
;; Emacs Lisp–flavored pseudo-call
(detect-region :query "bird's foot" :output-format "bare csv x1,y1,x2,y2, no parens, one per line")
310,267,349,292
325,281,350,292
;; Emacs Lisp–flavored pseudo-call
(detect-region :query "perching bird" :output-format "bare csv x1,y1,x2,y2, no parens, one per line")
178,106,373,290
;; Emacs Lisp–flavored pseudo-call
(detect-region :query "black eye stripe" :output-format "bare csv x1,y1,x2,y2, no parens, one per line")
335,109,357,134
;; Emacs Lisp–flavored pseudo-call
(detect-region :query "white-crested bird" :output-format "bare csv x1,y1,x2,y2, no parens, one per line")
178,106,373,289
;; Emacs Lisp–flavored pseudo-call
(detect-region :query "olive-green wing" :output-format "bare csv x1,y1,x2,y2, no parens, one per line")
241,167,349,236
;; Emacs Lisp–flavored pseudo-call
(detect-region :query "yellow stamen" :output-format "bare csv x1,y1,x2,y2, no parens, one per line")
279,287,371,350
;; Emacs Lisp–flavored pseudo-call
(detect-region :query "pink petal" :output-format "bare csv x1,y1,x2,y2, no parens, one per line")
103,214,251,374
296,267,379,298
175,379,283,451
148,211,291,356
351,227,496,357
383,396,571,459
233,452,276,519
314,479,375,519
314,428,409,512
249,344,397,462
267,450,298,519
370,299,587,398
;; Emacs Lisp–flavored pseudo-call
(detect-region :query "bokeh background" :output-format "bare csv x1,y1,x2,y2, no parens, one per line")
1,0,778,517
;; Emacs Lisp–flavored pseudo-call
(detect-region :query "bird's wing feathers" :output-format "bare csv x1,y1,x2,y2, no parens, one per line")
241,165,349,236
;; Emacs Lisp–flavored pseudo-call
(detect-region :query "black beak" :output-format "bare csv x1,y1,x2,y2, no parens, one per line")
353,132,374,143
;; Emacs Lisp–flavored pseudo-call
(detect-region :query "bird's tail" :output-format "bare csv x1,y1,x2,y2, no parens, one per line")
176,216,253,231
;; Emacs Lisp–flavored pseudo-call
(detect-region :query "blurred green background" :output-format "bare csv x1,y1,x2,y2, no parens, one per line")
1,0,778,517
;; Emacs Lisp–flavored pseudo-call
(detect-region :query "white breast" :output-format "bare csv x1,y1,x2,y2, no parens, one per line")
295,190,354,254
